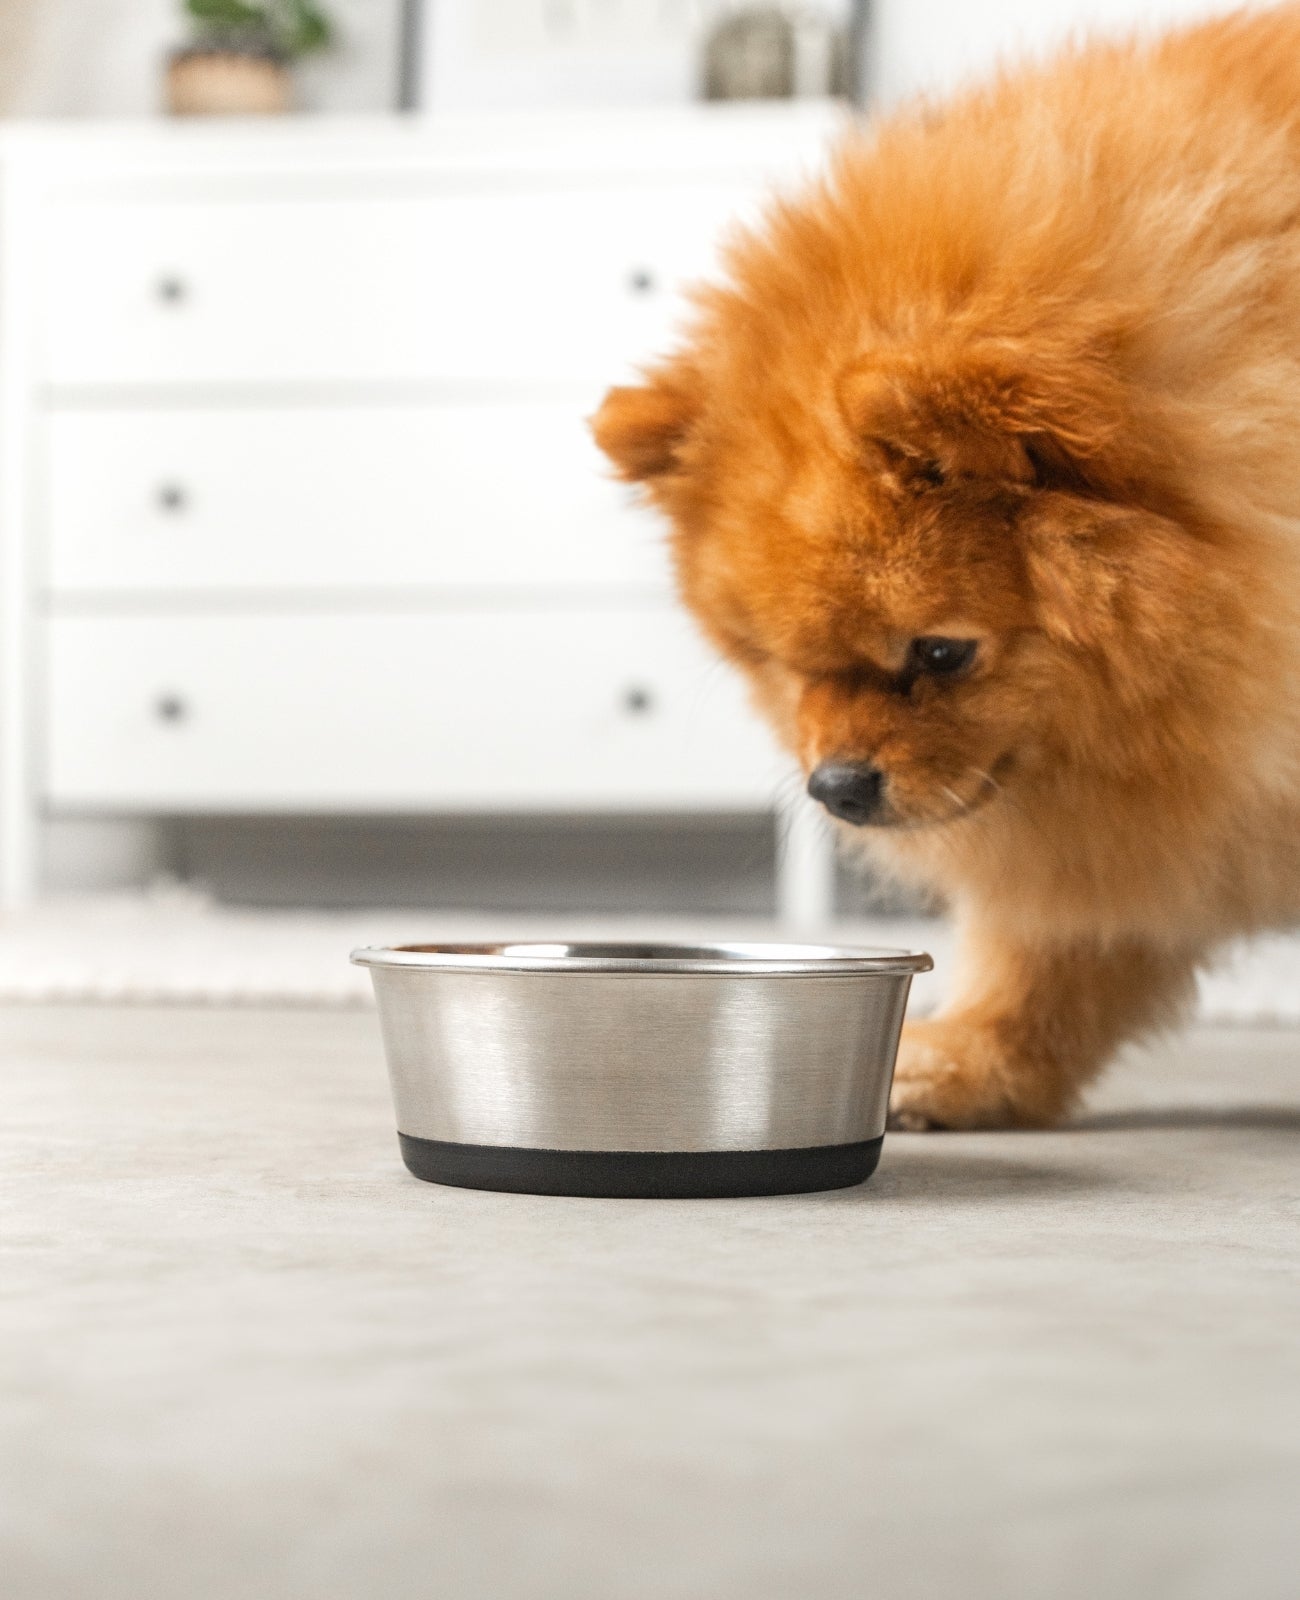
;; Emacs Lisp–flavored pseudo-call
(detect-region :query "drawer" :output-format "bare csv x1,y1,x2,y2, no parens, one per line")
39,183,756,387
45,403,667,594
45,612,781,810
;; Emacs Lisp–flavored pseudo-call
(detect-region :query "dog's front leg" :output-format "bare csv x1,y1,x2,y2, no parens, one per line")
888,926,1199,1130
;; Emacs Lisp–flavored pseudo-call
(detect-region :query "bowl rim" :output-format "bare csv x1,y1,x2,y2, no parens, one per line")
349,940,934,977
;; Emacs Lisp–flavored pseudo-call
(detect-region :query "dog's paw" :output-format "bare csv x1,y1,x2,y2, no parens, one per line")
888,1019,1060,1131
888,1021,985,1130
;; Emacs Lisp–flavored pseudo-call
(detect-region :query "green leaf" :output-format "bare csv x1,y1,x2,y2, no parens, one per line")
185,0,265,26
280,0,333,56
183,0,334,60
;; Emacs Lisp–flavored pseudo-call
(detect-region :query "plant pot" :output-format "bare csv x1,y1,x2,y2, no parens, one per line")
166,46,293,116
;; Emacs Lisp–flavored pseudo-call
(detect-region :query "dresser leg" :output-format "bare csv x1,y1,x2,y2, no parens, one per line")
0,166,38,911
0,799,38,909
775,796,837,933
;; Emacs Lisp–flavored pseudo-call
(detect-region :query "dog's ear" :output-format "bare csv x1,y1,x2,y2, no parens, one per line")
590,366,701,482
839,343,1137,496
839,351,1036,490
1021,500,1201,655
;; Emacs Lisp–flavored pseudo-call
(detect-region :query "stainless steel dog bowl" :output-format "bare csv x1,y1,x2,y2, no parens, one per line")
351,941,933,1198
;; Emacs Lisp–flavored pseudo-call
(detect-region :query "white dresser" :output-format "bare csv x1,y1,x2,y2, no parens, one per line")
0,107,841,915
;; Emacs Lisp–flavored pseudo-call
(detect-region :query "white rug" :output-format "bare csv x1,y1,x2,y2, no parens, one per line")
0,887,1295,1022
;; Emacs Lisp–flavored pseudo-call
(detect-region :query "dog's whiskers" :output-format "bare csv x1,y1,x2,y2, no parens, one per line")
964,763,1056,853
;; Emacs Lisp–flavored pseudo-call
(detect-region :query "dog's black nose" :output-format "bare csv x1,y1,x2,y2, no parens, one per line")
807,761,884,825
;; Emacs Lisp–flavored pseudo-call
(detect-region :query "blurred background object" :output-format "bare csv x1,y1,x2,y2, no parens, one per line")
704,8,794,106
166,44,293,115
0,0,399,116
409,0,1246,113
0,3,1254,119
166,0,335,115
417,0,862,111
701,7,852,102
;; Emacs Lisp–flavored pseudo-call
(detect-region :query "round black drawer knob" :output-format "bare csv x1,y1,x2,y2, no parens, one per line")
627,268,656,295
154,694,189,724
156,276,188,305
157,483,187,513
622,685,655,715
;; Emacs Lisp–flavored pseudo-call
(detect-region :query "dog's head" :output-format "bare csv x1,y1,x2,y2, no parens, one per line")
593,295,1217,840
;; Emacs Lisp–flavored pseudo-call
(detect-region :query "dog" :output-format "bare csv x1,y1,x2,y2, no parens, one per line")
592,5,1300,1129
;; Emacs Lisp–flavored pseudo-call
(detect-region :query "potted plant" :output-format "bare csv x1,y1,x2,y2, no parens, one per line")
167,0,334,116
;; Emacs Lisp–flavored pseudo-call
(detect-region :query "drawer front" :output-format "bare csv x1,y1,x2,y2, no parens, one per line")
40,184,755,387
46,612,781,810
46,403,667,593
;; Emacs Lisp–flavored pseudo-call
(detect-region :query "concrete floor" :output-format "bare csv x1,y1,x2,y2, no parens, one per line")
2,1005,1298,1600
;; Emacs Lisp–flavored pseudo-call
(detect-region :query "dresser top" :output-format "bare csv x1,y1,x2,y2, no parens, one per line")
0,103,850,186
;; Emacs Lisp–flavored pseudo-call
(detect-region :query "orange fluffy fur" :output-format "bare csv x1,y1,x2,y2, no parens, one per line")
593,5,1300,1128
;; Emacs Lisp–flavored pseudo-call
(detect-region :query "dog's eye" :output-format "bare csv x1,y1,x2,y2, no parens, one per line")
913,459,946,489
909,637,977,676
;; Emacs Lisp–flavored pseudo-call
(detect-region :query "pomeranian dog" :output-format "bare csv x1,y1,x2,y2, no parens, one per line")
593,6,1300,1129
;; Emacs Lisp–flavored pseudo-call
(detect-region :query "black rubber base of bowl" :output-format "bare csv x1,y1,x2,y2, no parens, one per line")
397,1133,884,1198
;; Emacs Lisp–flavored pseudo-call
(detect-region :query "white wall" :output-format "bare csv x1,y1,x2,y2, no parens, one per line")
871,0,1264,106
5,0,403,117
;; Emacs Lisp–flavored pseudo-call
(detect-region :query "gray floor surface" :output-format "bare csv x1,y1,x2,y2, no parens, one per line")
3,1005,1298,1600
